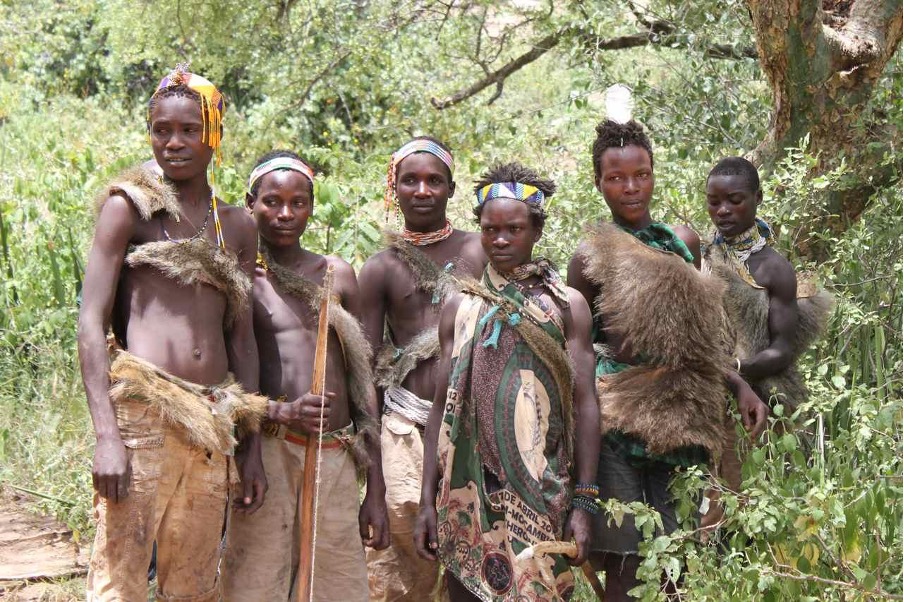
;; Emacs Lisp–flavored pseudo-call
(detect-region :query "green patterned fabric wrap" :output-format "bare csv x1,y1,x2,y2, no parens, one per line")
618,222,695,264
435,268,575,601
597,222,709,468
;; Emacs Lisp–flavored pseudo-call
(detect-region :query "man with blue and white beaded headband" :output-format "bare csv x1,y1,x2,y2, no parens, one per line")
415,162,600,601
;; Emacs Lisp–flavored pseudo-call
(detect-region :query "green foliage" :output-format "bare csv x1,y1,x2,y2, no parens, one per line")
0,1,900,600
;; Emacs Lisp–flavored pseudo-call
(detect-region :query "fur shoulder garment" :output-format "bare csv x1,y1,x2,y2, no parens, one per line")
96,166,251,328
383,230,461,303
261,248,378,467
708,253,833,410
126,240,251,328
579,223,729,458
96,165,181,221
373,230,460,387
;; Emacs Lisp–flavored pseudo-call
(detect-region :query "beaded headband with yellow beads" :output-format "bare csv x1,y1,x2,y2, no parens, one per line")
475,182,545,207
384,139,454,218
148,64,226,168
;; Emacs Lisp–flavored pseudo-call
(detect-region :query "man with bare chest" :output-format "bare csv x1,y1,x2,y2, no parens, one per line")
79,67,266,601
702,156,832,498
359,137,486,600
222,151,389,600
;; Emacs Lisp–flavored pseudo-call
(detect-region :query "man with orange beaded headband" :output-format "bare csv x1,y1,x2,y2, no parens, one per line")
79,65,266,601
359,137,486,600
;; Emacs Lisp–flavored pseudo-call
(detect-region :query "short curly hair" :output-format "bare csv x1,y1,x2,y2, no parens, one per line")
707,156,760,193
591,120,654,182
472,162,556,229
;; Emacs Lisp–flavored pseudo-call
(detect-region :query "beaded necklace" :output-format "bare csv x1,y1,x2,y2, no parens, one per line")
400,219,454,246
160,193,226,249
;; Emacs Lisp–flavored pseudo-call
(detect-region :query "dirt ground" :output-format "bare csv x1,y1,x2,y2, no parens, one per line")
0,487,86,601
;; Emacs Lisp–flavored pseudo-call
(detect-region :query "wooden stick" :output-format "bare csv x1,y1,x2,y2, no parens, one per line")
515,540,606,600
580,561,607,601
297,264,335,602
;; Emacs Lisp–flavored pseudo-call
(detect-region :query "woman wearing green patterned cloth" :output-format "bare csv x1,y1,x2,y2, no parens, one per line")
415,163,600,601
567,107,768,600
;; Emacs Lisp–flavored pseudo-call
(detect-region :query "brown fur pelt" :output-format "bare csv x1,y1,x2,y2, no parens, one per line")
126,239,250,328
374,327,440,389
260,247,378,468
579,223,729,458
709,253,834,411
384,230,460,303
109,350,268,454
96,166,181,222
460,278,576,461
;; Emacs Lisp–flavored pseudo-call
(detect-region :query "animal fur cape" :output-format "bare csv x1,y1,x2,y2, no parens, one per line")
259,247,378,467
95,166,181,222
373,230,460,388
109,350,268,455
97,166,251,328
707,251,833,411
579,223,729,458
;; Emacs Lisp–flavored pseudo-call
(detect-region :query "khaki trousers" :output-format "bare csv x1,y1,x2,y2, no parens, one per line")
86,398,231,602
222,431,368,602
366,412,441,601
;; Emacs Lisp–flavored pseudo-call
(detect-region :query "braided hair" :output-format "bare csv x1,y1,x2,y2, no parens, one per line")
591,120,654,182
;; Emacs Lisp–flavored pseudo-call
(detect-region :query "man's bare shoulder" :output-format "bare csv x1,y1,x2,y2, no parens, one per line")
324,254,355,275
752,246,797,294
670,223,701,248
324,254,357,293
361,246,398,271
218,202,256,235
93,192,145,242
451,229,486,276
251,265,273,294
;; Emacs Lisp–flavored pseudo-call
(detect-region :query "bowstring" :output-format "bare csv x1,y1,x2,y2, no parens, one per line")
308,288,331,598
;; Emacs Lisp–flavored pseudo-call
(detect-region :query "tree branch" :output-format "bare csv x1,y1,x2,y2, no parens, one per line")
430,32,562,109
823,0,903,71
431,20,757,110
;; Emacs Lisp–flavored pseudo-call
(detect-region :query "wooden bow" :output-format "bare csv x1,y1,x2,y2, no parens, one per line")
297,264,335,602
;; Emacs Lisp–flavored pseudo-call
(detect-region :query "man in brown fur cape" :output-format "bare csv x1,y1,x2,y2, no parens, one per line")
359,136,486,600
79,66,267,601
567,118,768,600
702,156,832,507
222,150,389,600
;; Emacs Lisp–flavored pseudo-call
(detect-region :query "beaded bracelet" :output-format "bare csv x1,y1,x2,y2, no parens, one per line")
575,482,600,498
571,495,600,515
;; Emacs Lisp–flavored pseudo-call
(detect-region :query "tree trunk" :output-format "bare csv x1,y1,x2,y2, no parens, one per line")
746,0,902,258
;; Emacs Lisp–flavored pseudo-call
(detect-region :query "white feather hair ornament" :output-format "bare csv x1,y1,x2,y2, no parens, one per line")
605,84,634,124
605,84,634,147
